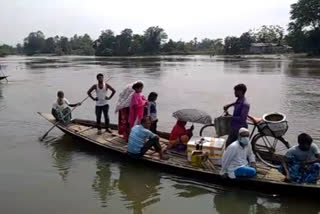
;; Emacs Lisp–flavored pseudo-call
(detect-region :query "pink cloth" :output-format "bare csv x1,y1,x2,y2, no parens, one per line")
128,92,147,129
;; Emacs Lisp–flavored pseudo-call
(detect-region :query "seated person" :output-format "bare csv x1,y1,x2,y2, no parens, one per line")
51,91,80,123
168,120,194,151
220,128,256,179
127,116,168,160
279,133,320,184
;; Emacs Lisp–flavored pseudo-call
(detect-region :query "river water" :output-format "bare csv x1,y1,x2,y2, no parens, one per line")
0,55,319,214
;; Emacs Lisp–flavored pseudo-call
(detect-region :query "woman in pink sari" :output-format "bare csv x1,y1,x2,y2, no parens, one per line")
128,82,147,129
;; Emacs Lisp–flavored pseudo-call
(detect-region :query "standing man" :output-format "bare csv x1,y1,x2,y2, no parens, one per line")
88,73,116,135
224,83,250,147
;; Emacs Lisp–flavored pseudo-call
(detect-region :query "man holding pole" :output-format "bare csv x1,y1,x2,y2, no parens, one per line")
87,73,116,135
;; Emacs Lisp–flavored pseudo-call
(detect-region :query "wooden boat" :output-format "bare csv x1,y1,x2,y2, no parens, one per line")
0,76,8,81
38,112,320,196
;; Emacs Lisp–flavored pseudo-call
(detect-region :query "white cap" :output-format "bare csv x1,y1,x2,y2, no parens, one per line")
239,128,249,134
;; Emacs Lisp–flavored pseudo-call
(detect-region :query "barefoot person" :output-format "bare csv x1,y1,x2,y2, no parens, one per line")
128,82,147,130
127,117,168,160
279,133,320,184
220,128,256,179
87,73,116,135
168,120,194,151
224,84,250,147
51,91,81,123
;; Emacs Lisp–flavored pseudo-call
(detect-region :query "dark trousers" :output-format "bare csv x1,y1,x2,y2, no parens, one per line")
128,137,162,159
95,104,109,130
150,120,158,134
226,128,239,147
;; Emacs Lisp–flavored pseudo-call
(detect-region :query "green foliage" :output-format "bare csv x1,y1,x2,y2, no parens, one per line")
290,0,320,31
287,0,320,54
0,44,15,57
23,31,46,55
94,30,116,56
143,26,168,54
252,25,284,44
239,32,255,53
224,37,241,55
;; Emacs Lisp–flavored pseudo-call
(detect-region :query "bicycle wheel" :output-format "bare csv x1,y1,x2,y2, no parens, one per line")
251,133,290,168
199,124,216,137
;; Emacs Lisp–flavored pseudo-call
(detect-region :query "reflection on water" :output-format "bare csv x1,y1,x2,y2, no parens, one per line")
118,164,161,214
92,159,116,208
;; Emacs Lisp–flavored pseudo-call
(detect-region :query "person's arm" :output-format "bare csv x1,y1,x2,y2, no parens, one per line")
223,102,235,111
304,154,320,165
280,156,291,181
106,83,116,100
221,146,237,171
87,85,97,101
232,103,250,123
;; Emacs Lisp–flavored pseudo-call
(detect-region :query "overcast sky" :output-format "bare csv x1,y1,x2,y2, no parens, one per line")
0,0,297,45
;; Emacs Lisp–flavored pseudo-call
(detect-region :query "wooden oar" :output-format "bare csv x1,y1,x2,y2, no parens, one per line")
40,77,112,141
40,96,89,141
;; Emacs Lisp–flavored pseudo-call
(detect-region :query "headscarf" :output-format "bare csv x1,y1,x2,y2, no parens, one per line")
169,120,188,141
115,80,144,113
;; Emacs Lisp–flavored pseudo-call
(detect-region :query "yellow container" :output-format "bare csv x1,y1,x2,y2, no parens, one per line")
190,150,203,167
187,137,225,165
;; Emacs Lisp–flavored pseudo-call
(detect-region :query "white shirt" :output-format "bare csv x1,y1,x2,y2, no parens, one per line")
52,98,70,111
220,141,256,179
96,83,108,106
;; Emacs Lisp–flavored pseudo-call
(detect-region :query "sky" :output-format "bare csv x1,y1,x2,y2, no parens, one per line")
0,0,297,45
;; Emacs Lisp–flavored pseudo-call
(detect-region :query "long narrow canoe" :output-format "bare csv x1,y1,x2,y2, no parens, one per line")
0,76,8,81
38,112,320,196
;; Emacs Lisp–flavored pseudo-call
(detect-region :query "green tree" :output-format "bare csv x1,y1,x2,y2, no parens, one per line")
70,34,94,55
130,34,144,55
289,0,320,31
239,32,255,53
253,25,284,44
94,30,116,56
0,44,15,57
115,28,133,55
43,37,57,54
23,31,46,55
162,39,177,53
288,0,320,54
224,36,241,55
143,26,168,53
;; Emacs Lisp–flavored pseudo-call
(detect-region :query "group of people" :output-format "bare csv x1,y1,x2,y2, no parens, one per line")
51,74,320,184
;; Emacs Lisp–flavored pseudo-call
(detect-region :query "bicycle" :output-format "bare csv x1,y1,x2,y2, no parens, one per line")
199,114,291,168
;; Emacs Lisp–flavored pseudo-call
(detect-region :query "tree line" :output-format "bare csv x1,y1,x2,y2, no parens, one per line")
0,0,319,57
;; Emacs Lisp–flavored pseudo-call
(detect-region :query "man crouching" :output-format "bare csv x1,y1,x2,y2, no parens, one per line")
127,116,168,160
220,128,256,179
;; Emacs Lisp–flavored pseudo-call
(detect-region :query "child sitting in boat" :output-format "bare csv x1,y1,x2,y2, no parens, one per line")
51,91,81,123
145,92,158,133
279,133,320,184
127,116,168,160
167,120,194,152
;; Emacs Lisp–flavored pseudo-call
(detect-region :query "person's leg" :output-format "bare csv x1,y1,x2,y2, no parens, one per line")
226,129,239,147
95,106,102,133
102,104,110,132
234,166,256,178
62,107,72,123
150,120,157,133
140,137,167,159
51,108,60,121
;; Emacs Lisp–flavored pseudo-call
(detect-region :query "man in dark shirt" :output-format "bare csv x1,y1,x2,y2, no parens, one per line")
224,84,250,147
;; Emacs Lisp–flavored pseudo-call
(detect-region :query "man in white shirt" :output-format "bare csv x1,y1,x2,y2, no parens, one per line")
220,128,256,179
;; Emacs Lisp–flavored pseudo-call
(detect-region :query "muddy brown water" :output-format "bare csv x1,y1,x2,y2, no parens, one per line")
0,55,320,214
